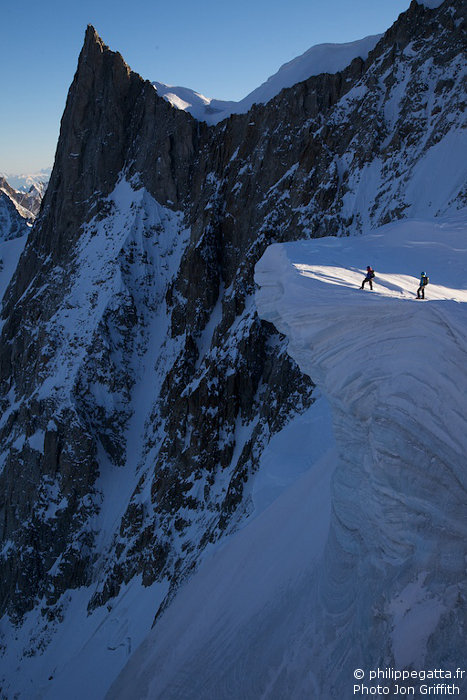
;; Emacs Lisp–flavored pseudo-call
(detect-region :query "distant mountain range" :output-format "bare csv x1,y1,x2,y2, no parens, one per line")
0,174,46,241
0,167,51,193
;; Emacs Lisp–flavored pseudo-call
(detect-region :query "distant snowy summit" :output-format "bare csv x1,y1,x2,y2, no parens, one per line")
153,35,381,125
1,167,51,195
152,0,446,124
0,172,48,241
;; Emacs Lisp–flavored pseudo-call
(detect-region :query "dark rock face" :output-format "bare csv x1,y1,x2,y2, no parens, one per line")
0,0,465,645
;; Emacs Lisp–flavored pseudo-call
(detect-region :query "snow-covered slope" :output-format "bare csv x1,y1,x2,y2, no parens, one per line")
153,34,381,125
0,174,39,291
152,0,449,126
109,214,467,698
0,191,30,241
0,235,28,308
109,446,337,700
255,215,467,694
0,176,191,698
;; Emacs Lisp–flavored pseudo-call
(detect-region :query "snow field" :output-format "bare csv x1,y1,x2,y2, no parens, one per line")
255,214,467,690
108,446,337,699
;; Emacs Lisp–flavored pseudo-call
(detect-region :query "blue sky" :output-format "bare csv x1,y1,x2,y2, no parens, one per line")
1,0,411,174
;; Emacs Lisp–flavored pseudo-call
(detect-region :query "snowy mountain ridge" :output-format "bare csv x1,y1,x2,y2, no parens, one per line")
151,0,446,125
0,0,465,696
153,34,382,125
0,168,51,194
253,216,467,695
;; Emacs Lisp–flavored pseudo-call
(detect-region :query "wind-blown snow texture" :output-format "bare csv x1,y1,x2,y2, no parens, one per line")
108,216,467,699
254,216,467,696
0,0,466,697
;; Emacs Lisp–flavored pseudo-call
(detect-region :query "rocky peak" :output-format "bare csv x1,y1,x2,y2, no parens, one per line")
38,26,145,257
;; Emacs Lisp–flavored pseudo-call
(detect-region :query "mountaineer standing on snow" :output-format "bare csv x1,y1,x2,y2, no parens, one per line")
417,271,429,299
360,266,375,290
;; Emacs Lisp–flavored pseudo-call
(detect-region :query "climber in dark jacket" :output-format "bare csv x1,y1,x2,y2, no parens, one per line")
417,272,429,299
360,266,375,290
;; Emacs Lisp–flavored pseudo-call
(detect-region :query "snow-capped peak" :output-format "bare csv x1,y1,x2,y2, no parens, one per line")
152,81,214,116
0,168,51,193
153,34,381,125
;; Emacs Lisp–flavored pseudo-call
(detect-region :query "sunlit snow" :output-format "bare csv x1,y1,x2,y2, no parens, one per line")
153,35,381,125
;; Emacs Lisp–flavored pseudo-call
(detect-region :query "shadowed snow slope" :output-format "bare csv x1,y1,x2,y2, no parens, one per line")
255,215,467,694
108,215,467,698
109,447,337,699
